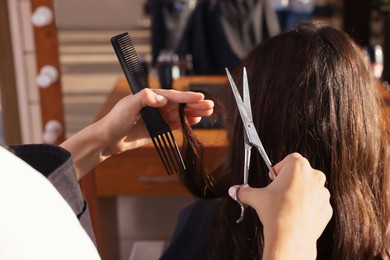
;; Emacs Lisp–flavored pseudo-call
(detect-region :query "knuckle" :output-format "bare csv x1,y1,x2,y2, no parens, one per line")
324,187,331,200
289,152,302,160
317,170,327,185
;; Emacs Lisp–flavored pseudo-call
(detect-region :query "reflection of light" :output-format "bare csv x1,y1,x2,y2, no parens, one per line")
374,45,383,64
299,0,312,4
365,45,384,79
42,120,63,144
281,0,289,7
372,64,383,79
189,0,197,9
31,6,53,27
36,65,58,88
372,45,384,79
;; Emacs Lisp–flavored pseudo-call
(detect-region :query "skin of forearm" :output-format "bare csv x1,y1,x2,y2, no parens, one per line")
262,229,317,260
60,121,111,181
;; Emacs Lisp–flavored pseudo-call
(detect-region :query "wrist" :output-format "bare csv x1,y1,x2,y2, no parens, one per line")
263,228,317,260
61,121,111,180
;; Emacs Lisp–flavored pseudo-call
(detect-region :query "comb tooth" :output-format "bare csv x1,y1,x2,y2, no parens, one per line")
160,134,178,173
112,33,149,93
152,137,173,175
165,131,186,171
155,134,176,175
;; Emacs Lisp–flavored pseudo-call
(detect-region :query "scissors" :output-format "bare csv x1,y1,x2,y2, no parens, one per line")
225,67,276,223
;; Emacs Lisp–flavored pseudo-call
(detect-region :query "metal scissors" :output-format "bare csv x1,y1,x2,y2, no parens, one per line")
225,67,276,223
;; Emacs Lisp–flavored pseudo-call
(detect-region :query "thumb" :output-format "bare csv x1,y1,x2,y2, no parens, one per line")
135,89,168,110
228,184,259,206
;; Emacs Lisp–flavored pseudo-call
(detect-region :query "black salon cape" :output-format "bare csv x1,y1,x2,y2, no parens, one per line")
160,199,220,260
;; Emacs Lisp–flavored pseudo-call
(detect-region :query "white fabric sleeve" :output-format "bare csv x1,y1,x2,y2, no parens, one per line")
0,146,100,260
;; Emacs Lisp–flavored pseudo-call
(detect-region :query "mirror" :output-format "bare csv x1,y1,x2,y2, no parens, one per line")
53,0,149,138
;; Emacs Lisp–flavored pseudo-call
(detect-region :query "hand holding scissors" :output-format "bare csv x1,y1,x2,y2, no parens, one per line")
225,67,276,223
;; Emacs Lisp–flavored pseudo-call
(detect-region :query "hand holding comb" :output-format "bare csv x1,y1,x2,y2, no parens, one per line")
111,32,186,175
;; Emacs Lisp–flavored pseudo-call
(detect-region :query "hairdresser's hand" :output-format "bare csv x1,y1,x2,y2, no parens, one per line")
61,89,213,180
97,88,213,153
229,153,332,260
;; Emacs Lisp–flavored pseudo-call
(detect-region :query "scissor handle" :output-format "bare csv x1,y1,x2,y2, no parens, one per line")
232,184,249,223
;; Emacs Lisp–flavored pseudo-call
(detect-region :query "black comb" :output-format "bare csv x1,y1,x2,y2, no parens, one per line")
111,32,186,175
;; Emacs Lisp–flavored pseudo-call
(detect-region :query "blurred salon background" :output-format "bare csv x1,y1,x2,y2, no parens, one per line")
1,0,389,259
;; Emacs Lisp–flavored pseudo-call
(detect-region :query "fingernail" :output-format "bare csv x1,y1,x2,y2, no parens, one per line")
228,185,239,201
155,95,166,103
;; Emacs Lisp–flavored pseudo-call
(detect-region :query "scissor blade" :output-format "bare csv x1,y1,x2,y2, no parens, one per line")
226,68,277,179
225,68,251,124
243,67,253,121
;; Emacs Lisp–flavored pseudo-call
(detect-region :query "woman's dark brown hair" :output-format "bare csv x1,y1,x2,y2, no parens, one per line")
179,23,390,259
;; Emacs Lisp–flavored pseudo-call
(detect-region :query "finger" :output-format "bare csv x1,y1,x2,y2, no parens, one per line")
185,100,214,110
314,169,327,187
187,106,214,117
161,109,213,122
132,89,168,110
228,184,257,206
154,89,205,103
268,153,296,179
159,103,213,122
159,101,214,117
315,188,333,238
168,116,204,129
272,153,304,174
324,188,333,222
183,106,214,117
134,89,210,113
133,89,213,112
185,117,202,125
273,153,312,180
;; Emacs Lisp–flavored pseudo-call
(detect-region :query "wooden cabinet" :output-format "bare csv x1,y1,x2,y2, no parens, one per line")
94,130,226,197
